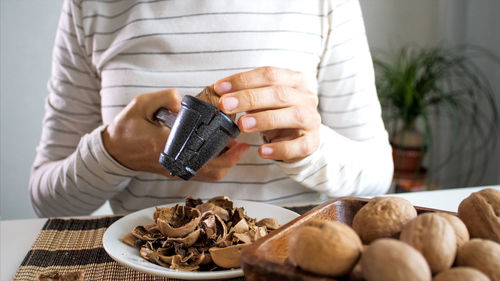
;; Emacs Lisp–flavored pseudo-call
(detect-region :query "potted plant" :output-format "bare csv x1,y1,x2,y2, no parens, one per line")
373,45,498,190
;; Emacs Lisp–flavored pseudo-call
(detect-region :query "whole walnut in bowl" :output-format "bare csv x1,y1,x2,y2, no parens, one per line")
352,197,417,244
435,212,469,248
432,267,491,281
458,188,500,243
456,239,500,281
288,219,362,277
361,238,431,281
400,213,457,275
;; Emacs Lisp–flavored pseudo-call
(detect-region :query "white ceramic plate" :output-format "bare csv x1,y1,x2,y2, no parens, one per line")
103,200,300,280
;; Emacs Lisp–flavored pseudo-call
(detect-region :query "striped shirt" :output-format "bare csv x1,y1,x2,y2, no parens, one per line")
30,0,393,217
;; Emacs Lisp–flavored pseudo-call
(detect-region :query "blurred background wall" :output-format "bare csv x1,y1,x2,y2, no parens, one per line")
1,1,64,219
1,0,499,219
361,0,500,189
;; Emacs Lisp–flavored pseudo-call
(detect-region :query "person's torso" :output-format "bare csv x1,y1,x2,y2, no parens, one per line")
76,0,332,212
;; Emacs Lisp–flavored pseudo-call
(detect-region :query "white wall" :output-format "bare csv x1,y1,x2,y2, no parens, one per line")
437,0,500,187
360,0,500,188
1,0,499,219
1,1,63,219
360,0,441,51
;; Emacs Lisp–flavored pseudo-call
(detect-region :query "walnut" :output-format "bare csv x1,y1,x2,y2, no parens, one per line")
399,213,457,275
196,86,236,121
432,267,491,281
352,197,417,244
287,219,362,277
458,188,500,243
435,212,469,248
456,239,500,281
196,86,220,107
361,238,431,281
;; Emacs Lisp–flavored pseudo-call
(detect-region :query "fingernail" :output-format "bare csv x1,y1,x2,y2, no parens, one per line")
215,81,232,93
261,146,273,155
222,97,239,111
242,117,256,129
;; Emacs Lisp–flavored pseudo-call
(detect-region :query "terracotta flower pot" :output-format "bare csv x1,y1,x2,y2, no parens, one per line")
391,143,425,173
391,143,427,192
391,126,425,173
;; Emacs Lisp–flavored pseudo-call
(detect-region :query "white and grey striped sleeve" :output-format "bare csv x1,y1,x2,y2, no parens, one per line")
275,0,393,196
29,0,137,217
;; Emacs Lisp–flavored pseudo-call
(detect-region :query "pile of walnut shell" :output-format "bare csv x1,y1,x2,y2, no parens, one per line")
287,188,500,281
121,196,279,271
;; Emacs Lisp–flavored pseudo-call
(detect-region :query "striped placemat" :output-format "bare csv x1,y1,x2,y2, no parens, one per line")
13,206,315,281
13,216,244,281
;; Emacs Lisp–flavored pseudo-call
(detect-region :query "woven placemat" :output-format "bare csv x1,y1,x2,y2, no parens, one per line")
13,206,315,281
13,216,245,281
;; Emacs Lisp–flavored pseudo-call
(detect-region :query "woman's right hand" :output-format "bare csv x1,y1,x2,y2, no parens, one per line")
102,89,249,180
102,89,181,176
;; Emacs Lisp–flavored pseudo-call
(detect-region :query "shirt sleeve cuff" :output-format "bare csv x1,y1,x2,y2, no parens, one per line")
85,124,139,177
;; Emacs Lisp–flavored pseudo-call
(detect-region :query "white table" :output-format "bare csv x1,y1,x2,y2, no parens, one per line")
1,185,499,280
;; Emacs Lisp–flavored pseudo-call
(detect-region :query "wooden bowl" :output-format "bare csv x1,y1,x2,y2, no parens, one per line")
240,196,455,281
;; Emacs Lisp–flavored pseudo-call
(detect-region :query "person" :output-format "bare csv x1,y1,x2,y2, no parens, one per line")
30,0,394,217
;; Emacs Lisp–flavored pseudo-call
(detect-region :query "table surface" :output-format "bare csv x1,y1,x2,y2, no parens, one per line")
1,185,499,281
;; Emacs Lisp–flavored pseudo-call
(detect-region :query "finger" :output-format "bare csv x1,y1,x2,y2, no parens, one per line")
217,139,238,156
219,85,317,114
213,66,308,95
212,142,250,167
130,89,182,119
238,107,321,133
194,142,249,181
259,134,319,162
262,129,303,143
226,139,238,148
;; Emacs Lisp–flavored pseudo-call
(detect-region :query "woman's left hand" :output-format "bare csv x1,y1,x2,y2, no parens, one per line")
214,66,321,163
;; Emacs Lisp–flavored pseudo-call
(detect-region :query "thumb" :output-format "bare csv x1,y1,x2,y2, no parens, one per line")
216,142,250,165
133,89,182,119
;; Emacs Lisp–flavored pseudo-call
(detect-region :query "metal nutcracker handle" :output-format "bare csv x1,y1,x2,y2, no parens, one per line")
154,108,177,128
